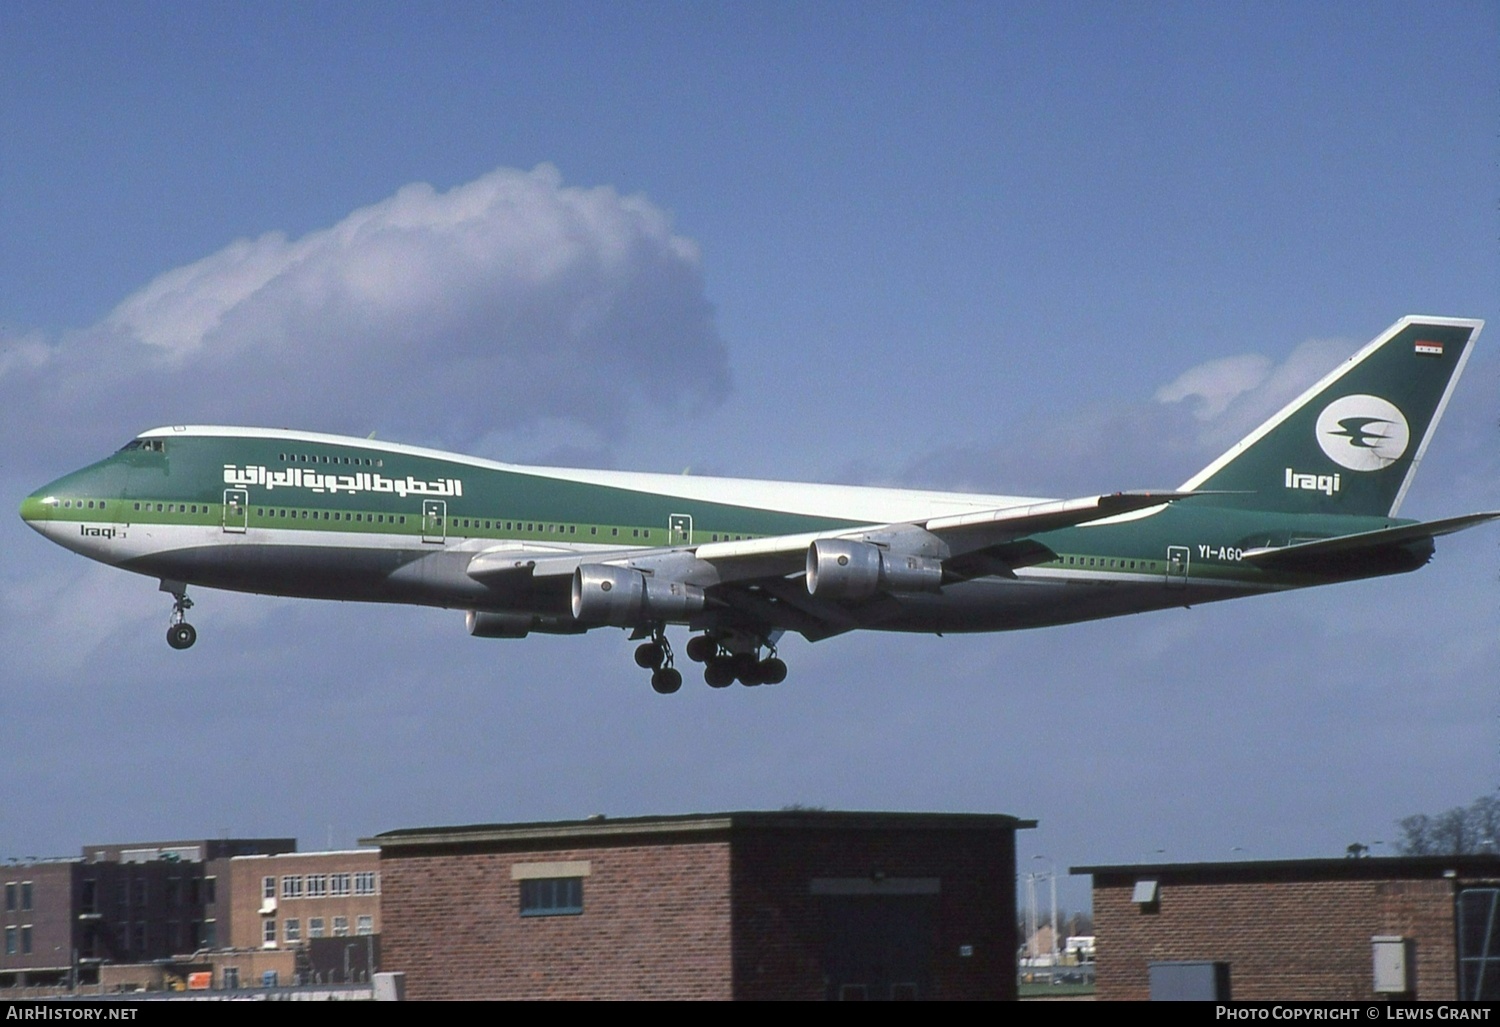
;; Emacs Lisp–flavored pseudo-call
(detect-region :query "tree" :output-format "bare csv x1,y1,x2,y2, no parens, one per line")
1394,794,1500,855
1395,814,1433,855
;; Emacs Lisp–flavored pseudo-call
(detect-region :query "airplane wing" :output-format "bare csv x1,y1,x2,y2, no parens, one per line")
690,490,1195,580
466,489,1196,588
1240,511,1500,570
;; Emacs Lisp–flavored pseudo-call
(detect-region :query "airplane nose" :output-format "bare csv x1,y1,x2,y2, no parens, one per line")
20,486,58,533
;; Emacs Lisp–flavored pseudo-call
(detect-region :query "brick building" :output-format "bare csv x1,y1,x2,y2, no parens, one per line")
225,850,381,982
0,838,293,987
1075,855,1500,1001
369,810,1032,1000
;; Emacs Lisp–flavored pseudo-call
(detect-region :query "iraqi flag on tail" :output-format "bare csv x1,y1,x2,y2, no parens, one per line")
1414,340,1444,356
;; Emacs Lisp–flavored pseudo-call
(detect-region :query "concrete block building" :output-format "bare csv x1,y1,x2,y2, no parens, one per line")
370,809,1032,1000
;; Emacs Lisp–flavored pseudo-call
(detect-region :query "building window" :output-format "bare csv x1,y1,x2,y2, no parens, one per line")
19,882,31,911
333,916,348,937
306,874,327,898
330,873,351,897
285,919,300,944
520,878,583,917
1459,888,1500,1000
201,920,217,949
20,926,30,955
4,926,14,955
222,967,240,990
81,880,97,914
4,883,13,911
205,877,217,904
281,876,303,899
309,918,325,939
353,872,378,896
356,915,373,936
263,876,275,900
263,920,276,947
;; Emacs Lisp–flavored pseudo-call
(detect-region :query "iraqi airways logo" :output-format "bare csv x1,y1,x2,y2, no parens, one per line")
1314,394,1409,472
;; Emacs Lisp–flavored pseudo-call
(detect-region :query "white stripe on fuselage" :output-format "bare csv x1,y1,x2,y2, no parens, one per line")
140,425,1047,523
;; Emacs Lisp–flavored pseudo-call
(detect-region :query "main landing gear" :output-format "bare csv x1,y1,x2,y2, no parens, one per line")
634,628,683,695
631,627,788,693
163,583,197,650
685,630,787,689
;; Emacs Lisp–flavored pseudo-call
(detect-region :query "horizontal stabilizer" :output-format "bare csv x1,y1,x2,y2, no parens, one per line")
1242,511,1500,568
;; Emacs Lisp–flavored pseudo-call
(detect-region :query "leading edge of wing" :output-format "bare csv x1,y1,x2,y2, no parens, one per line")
917,490,1197,553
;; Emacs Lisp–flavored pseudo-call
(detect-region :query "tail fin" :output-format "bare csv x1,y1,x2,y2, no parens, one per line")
1181,316,1482,517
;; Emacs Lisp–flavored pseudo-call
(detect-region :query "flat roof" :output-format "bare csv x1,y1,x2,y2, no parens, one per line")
365,810,1036,851
1073,854,1500,884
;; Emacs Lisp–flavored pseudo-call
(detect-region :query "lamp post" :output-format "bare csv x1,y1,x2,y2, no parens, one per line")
1032,855,1059,972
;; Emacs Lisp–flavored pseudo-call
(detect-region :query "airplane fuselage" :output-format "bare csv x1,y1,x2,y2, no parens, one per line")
21,426,1423,637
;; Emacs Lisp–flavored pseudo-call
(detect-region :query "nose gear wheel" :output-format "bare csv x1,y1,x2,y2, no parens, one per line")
165,588,196,650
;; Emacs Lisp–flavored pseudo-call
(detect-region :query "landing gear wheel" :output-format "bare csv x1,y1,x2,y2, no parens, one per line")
732,653,761,686
164,585,196,650
167,623,197,650
685,635,717,663
704,660,735,688
635,642,665,669
650,667,683,694
758,657,787,684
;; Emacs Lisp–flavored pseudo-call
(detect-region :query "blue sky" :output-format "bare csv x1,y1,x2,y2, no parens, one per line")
2,2,1496,910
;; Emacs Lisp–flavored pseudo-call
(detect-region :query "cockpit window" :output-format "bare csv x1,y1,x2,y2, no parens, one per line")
117,439,165,453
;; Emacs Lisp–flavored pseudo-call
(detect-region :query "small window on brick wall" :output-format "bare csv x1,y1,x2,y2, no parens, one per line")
520,877,583,917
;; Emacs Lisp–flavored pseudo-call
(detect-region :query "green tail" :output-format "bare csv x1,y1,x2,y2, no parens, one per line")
1182,316,1483,517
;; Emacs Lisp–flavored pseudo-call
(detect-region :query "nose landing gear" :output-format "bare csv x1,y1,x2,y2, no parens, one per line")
163,582,196,650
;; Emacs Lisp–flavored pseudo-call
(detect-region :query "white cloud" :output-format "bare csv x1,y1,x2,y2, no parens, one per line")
1155,336,1353,450
3,165,728,469
892,333,1361,496
1154,353,1271,420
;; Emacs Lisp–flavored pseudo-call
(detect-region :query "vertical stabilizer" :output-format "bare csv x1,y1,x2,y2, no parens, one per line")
1181,317,1482,517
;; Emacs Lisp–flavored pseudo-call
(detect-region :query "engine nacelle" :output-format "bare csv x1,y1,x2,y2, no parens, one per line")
805,539,944,599
570,565,706,626
466,610,534,638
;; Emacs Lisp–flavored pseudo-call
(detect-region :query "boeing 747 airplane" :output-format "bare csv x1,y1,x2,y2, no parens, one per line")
21,316,1498,693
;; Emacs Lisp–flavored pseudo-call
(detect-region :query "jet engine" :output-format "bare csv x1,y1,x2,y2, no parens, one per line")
466,610,534,638
571,565,706,626
466,611,590,637
805,539,943,599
